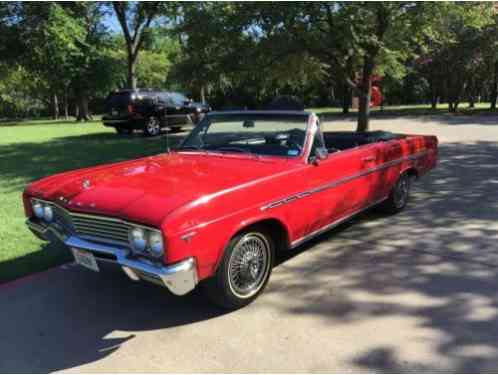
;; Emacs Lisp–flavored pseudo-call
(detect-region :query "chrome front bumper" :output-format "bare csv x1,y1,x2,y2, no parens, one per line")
26,219,198,295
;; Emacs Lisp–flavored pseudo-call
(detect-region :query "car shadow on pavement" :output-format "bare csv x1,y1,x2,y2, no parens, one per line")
0,262,229,373
1,141,497,372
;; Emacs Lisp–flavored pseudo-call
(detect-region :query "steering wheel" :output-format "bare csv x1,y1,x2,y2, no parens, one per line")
285,139,303,153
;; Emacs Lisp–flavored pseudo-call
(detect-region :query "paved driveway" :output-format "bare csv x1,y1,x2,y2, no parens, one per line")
1,114,498,372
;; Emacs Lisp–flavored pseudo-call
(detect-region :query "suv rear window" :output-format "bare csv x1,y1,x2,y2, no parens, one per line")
105,92,131,111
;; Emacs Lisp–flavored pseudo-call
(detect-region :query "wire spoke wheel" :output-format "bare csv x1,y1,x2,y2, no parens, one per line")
393,175,410,208
227,233,271,299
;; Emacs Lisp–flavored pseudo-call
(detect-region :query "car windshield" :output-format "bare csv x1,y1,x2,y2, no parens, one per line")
179,113,309,157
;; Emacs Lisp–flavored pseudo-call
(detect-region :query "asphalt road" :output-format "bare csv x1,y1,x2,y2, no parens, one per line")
1,114,498,372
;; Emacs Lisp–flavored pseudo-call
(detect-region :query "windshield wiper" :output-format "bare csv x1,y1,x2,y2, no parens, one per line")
178,145,204,151
215,146,248,154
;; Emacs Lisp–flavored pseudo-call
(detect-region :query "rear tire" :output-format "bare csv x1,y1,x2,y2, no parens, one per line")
143,117,161,137
202,226,274,310
378,172,411,214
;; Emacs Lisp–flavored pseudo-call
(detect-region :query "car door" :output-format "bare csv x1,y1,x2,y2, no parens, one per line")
303,133,383,236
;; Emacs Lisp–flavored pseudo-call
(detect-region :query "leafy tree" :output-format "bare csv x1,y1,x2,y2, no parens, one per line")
417,2,494,112
112,1,162,89
109,30,179,90
250,2,450,130
6,2,121,120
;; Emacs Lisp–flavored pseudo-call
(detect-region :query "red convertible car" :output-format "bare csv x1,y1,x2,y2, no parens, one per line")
23,111,437,308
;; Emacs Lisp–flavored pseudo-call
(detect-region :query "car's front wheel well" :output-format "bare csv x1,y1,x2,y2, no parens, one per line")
233,219,290,254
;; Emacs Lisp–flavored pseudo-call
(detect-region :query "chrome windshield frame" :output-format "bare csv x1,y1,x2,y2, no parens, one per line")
177,110,313,160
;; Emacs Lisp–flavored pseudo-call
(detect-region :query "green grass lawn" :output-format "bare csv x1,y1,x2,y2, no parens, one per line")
0,119,184,283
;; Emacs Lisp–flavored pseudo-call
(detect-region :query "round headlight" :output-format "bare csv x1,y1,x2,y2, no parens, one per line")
32,201,44,219
129,227,146,252
43,205,54,222
148,231,164,257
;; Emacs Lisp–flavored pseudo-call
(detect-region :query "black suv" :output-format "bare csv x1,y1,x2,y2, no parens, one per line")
102,89,210,136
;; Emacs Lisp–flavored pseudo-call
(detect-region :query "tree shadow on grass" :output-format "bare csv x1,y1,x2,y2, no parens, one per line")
0,131,186,193
0,119,102,127
0,242,72,284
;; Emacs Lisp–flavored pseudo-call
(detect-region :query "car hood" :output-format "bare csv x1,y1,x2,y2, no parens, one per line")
27,152,292,227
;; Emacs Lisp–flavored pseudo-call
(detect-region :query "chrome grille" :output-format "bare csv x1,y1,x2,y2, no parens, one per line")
71,214,131,244
52,205,75,233
48,203,131,246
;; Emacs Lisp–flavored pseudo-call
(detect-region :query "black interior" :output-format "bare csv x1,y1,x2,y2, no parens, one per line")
323,131,405,152
181,129,405,157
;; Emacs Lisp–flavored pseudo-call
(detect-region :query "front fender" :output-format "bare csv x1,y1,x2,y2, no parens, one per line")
166,205,291,281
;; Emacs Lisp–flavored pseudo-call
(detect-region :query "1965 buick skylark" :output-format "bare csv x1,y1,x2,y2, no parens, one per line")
23,111,437,308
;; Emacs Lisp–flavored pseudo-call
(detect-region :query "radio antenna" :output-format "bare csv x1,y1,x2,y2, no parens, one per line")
164,127,170,153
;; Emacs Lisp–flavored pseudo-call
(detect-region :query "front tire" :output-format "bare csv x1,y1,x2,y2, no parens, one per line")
202,227,274,309
379,172,411,214
143,116,161,137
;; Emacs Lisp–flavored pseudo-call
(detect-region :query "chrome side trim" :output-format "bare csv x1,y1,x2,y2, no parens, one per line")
26,219,198,296
290,197,388,248
261,150,428,211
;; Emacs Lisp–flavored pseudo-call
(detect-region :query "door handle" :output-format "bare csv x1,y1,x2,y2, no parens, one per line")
362,156,376,162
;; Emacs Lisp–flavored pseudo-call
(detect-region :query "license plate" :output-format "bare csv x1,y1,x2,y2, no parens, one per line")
111,109,118,116
72,248,99,272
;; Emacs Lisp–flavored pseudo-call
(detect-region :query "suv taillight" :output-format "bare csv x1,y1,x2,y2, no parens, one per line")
128,104,135,114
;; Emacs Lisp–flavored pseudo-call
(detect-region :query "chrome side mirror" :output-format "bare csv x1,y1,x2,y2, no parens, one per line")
310,147,328,165
315,147,329,161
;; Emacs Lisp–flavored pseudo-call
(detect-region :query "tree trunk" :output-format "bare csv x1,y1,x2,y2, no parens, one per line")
200,85,206,104
52,93,59,120
431,96,438,110
127,52,137,90
341,81,350,114
491,61,498,110
429,74,438,109
76,92,91,122
63,89,69,120
356,58,374,132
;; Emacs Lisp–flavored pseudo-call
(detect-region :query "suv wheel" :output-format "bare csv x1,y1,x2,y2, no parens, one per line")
144,117,161,137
